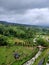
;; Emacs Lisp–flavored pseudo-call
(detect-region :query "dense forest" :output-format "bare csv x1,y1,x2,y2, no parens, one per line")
0,21,49,47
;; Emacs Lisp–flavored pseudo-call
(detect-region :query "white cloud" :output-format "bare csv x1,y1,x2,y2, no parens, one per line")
15,8,49,26
0,8,49,26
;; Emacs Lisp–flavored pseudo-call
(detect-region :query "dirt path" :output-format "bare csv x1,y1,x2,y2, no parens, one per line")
23,50,42,65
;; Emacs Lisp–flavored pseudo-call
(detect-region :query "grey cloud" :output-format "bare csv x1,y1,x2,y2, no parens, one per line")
0,0,49,26
0,0,49,12
0,8,49,26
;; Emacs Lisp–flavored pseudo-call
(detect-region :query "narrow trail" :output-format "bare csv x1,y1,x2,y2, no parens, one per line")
23,50,42,65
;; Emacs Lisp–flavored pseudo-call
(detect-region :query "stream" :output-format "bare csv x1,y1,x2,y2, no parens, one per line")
38,58,44,65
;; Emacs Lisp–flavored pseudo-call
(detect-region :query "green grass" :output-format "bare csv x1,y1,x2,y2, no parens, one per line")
43,53,49,65
0,46,6,65
0,46,38,65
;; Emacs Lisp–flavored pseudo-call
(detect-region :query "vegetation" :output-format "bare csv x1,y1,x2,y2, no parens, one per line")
32,48,49,65
43,52,49,65
0,22,49,65
0,46,38,65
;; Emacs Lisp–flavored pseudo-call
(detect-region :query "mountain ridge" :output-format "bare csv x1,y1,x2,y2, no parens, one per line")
0,21,49,28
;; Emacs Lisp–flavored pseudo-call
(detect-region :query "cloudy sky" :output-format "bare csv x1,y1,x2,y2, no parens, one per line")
0,0,49,26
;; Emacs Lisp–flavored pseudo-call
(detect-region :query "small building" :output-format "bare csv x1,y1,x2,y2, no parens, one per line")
14,53,20,59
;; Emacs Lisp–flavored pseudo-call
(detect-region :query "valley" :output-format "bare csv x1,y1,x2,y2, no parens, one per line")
0,22,49,65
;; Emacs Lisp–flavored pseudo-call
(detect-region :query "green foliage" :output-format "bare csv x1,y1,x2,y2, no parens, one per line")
36,38,49,47
0,35,8,46
0,23,49,47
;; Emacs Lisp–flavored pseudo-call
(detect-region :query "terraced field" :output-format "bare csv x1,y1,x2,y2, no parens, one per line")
0,46,38,65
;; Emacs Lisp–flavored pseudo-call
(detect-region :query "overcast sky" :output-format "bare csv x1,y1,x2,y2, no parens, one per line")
0,0,49,26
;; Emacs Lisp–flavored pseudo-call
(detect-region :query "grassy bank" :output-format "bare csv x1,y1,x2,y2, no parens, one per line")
43,53,49,65
32,48,49,65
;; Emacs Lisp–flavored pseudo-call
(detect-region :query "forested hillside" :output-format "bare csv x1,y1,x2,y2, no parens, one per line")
0,22,49,47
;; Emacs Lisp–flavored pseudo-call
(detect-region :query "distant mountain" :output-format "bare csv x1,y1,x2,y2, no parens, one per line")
0,21,36,26
0,21,23,26
0,21,15,24
0,21,49,28
0,21,7,24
